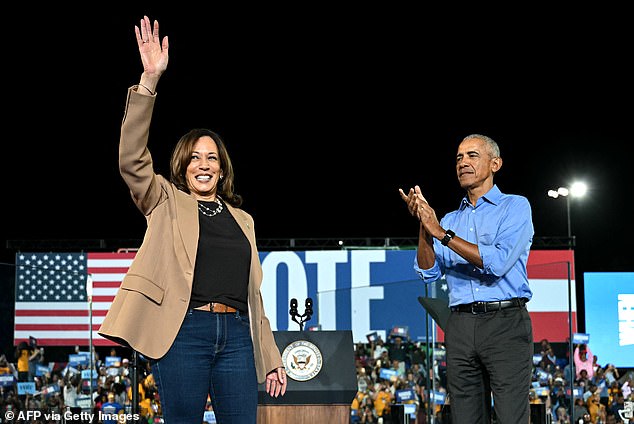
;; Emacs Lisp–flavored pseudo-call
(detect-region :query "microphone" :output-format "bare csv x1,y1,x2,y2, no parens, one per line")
289,298,298,316
290,298,300,325
304,298,313,317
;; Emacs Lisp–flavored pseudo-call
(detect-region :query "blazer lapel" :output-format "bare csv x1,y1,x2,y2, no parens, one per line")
174,191,199,270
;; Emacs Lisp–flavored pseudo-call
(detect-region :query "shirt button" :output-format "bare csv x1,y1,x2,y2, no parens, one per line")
475,288,479,291
470,228,473,231
472,210,476,213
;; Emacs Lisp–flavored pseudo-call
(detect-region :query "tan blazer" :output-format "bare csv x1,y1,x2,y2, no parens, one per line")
98,87,282,383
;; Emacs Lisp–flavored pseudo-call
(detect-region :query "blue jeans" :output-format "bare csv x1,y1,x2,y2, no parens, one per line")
150,308,258,423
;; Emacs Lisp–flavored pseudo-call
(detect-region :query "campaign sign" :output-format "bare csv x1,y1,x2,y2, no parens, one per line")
433,348,446,359
0,375,15,387
379,368,398,381
68,353,89,366
76,395,91,409
431,391,446,404
203,411,217,423
403,403,417,415
535,387,550,397
81,369,97,380
17,382,36,395
41,384,60,395
105,356,121,367
573,333,590,344
36,364,49,376
396,389,417,403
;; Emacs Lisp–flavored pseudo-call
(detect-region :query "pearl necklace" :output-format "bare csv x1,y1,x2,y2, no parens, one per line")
198,198,223,217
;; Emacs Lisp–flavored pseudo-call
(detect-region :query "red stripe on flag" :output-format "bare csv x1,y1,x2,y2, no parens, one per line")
87,267,131,274
94,281,124,288
88,252,137,259
530,311,578,342
527,250,575,280
436,326,445,343
15,310,109,317
92,296,116,302
15,324,103,331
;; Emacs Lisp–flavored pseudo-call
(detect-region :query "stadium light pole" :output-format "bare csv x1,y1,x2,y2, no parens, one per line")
86,274,94,409
547,181,588,247
547,182,587,419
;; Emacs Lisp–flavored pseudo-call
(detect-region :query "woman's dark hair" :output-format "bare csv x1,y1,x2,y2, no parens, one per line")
169,128,242,207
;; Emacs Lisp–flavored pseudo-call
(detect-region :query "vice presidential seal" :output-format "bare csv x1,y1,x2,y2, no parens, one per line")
282,340,323,381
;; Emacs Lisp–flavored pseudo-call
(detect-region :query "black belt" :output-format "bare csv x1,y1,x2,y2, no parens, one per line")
451,297,528,314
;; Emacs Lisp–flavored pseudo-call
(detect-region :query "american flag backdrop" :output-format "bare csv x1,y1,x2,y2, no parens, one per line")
14,249,579,346
14,252,135,346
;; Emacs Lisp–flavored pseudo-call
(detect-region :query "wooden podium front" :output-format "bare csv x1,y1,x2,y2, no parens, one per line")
257,330,357,423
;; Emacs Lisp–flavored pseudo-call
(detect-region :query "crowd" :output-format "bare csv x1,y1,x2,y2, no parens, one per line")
0,345,161,423
349,336,634,423
1,338,632,423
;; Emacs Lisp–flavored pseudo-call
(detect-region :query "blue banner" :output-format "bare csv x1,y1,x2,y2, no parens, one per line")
379,368,398,381
431,391,446,404
35,364,49,377
573,333,590,344
0,375,15,387
396,388,417,403
105,356,121,367
17,382,36,395
258,250,447,343
68,353,89,366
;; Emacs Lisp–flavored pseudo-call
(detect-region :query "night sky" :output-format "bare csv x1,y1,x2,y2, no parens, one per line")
2,6,632,333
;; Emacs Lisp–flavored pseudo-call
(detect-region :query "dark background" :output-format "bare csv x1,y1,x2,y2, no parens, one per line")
1,6,632,356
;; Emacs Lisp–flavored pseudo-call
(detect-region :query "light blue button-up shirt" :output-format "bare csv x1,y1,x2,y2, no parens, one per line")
414,184,534,307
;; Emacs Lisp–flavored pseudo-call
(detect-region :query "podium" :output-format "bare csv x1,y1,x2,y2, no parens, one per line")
257,330,357,423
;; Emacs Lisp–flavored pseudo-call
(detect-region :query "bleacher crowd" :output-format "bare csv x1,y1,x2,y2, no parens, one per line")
0,343,161,423
1,336,632,423
349,336,633,423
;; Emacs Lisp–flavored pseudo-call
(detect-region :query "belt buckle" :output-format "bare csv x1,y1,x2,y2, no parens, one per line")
471,302,479,314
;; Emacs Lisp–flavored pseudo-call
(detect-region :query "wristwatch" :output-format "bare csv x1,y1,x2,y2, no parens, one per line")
440,229,455,246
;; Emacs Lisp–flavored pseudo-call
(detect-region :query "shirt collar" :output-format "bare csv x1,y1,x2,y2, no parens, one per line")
459,184,502,210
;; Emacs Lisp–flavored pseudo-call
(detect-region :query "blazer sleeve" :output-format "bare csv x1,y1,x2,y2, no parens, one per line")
119,87,164,215
258,292,284,374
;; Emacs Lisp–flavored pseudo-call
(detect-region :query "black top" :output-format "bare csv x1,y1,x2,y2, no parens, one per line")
190,199,251,312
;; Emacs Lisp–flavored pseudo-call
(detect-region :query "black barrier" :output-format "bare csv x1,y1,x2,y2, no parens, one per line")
530,403,548,424
390,404,411,424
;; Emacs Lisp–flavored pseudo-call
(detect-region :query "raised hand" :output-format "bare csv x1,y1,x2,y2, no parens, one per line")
399,185,442,239
398,186,428,220
135,16,169,79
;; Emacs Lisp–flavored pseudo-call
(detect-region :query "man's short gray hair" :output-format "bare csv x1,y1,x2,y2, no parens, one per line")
462,134,500,158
